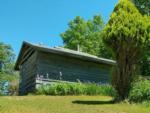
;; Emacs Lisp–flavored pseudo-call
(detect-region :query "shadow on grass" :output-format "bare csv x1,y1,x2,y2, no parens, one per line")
72,100,114,105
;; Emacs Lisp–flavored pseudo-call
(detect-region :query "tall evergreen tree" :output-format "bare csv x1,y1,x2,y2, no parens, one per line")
103,0,150,100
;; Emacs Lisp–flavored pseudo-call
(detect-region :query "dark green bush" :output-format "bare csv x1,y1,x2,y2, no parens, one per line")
36,82,116,97
129,78,150,102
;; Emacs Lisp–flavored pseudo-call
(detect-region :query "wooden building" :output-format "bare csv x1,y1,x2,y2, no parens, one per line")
15,41,116,95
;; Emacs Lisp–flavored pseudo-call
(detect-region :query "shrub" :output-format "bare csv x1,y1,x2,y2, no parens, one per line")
129,78,150,102
141,101,150,107
36,82,116,97
0,72,19,95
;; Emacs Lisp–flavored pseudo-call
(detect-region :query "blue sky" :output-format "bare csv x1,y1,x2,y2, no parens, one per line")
0,0,118,57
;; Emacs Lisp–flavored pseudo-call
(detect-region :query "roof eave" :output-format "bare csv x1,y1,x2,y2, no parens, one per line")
34,46,116,66
14,41,32,70
15,41,116,70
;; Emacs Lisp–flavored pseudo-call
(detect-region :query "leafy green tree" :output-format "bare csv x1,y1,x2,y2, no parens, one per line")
61,15,112,58
0,42,15,73
132,0,150,15
0,42,19,95
103,0,150,100
61,16,86,51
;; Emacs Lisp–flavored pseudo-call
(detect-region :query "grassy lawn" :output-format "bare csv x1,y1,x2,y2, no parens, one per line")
0,96,149,113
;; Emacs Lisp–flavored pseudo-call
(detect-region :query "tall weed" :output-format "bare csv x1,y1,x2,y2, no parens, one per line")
36,82,116,96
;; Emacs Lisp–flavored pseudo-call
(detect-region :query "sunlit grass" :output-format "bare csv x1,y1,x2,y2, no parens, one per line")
0,96,149,113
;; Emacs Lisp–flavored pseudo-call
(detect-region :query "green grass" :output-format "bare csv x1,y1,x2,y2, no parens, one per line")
0,96,149,113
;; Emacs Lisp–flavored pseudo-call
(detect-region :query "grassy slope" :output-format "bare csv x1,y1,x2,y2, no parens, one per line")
0,96,149,113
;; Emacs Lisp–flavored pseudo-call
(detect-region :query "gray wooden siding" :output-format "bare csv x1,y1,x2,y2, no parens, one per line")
37,51,111,83
19,51,37,95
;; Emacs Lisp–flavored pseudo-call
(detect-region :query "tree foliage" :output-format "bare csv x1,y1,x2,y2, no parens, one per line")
61,15,112,58
138,16,150,76
0,42,18,95
131,0,150,76
0,42,15,73
132,0,150,15
103,0,150,100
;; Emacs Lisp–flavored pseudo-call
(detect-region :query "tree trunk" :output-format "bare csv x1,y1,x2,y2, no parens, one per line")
113,45,137,101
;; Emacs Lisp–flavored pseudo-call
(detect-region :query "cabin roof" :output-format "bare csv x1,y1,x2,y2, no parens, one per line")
15,41,116,70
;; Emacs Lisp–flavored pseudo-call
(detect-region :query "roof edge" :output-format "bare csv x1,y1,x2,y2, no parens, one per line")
15,41,116,70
